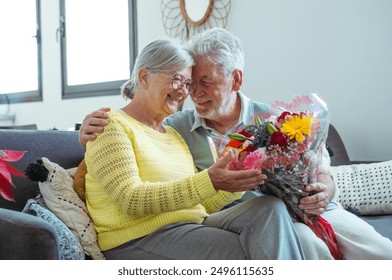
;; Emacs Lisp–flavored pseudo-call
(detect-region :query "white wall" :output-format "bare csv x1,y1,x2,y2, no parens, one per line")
227,0,392,162
5,0,392,161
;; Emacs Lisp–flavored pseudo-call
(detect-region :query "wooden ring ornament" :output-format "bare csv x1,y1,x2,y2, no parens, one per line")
161,0,231,40
179,0,214,27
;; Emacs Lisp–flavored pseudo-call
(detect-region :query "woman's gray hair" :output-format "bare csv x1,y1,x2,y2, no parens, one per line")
121,39,194,100
187,28,244,78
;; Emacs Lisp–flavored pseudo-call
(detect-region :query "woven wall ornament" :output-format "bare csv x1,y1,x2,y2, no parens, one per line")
161,0,231,41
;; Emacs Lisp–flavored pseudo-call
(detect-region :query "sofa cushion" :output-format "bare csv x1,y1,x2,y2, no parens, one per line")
331,160,392,215
0,207,60,259
360,215,392,241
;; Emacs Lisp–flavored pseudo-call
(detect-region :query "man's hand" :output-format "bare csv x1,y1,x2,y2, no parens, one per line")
299,182,330,215
299,167,336,216
208,150,267,192
79,107,110,149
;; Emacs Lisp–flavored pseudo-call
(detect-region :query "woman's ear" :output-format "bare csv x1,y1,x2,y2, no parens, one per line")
232,69,243,92
138,68,149,89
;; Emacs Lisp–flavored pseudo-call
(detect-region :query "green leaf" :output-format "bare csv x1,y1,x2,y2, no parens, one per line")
266,122,278,135
244,124,253,130
255,116,262,126
228,133,248,141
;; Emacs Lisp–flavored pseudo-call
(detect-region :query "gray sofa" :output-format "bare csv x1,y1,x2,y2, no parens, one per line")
0,129,84,259
0,127,391,259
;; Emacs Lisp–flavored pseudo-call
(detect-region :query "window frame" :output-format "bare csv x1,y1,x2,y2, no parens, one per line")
3,0,43,104
59,0,138,99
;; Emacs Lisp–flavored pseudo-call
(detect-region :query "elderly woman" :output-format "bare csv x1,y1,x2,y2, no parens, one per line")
84,39,305,260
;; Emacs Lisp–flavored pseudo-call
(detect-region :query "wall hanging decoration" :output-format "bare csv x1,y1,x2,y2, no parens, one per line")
161,0,231,41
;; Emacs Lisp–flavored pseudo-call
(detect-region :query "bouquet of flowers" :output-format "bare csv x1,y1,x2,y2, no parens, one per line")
214,94,342,259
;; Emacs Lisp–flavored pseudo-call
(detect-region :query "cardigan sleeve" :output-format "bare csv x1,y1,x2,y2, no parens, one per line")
201,190,244,214
85,114,217,216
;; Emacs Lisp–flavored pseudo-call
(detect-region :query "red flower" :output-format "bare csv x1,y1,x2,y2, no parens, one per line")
243,144,255,152
239,129,253,138
277,111,292,122
0,150,26,201
225,129,255,151
270,131,289,147
227,139,243,149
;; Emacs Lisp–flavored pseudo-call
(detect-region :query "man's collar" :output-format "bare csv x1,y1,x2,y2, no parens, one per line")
239,91,254,126
190,91,254,133
191,111,206,132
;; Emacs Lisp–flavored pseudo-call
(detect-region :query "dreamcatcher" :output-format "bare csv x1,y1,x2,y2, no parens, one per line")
161,0,231,41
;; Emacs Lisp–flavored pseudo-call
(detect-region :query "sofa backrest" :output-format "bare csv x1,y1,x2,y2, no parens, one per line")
0,129,84,211
326,124,351,166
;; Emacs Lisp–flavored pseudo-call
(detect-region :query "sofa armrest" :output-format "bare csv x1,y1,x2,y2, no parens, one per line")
0,208,60,260
327,124,351,166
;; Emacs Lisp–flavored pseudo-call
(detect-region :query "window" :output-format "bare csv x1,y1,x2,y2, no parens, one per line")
0,0,42,103
0,0,137,104
60,0,138,99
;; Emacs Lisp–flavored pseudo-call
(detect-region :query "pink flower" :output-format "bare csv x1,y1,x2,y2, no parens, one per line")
243,149,264,170
262,157,276,170
227,149,244,170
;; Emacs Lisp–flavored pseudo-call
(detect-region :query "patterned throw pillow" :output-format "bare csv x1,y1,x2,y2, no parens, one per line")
331,160,392,215
25,157,105,260
23,198,85,260
34,157,105,260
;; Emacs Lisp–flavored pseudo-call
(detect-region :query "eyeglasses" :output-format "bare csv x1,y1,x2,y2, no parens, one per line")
159,73,196,95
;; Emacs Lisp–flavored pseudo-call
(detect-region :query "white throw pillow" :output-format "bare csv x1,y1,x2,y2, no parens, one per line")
331,160,392,215
36,157,105,260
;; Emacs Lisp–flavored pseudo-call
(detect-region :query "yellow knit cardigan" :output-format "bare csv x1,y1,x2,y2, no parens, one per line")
85,110,242,250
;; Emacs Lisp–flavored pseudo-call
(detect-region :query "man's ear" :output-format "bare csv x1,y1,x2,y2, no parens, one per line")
138,68,149,89
232,69,243,92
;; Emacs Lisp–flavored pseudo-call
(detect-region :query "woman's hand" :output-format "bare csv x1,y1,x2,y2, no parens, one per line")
207,150,267,192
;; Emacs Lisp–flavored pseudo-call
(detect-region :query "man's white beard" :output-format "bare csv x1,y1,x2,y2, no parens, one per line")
199,94,235,120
